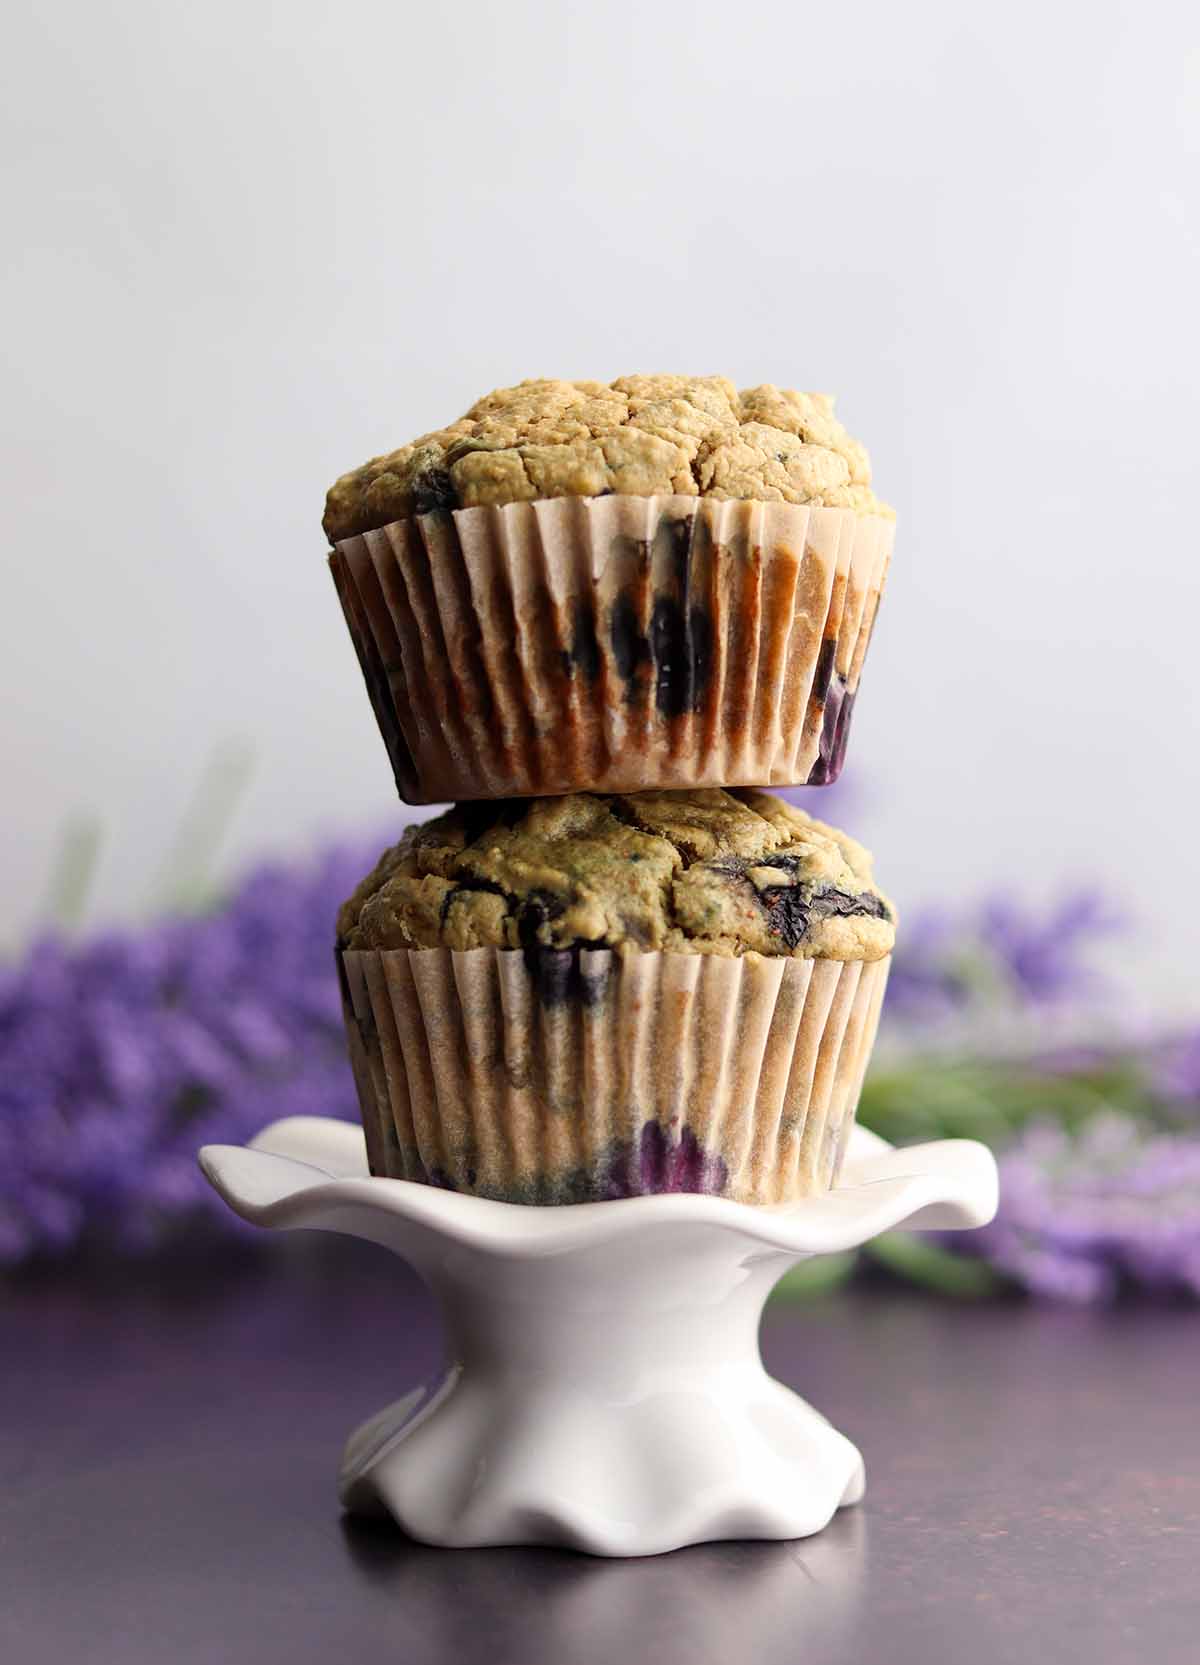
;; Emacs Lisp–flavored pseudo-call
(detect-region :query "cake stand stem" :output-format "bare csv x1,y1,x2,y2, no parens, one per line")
337,1228,864,1555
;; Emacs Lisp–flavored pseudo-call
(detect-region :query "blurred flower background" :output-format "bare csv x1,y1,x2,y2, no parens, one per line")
3,770,1198,1304
4,6,1198,1327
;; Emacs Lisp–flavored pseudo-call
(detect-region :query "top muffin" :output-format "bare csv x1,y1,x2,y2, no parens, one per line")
323,375,889,542
338,787,894,963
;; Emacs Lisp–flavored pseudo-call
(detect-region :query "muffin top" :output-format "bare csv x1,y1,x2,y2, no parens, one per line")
338,789,894,963
323,375,889,542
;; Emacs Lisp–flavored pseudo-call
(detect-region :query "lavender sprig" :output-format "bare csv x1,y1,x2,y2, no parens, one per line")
884,888,1123,1026
3,806,1199,1300
0,841,375,1263
952,1114,1200,1302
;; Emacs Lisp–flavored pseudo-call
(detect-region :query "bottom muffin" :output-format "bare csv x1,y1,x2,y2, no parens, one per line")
336,788,894,1205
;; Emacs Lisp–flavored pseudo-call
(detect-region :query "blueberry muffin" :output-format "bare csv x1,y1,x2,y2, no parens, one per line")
338,788,893,1205
326,376,893,802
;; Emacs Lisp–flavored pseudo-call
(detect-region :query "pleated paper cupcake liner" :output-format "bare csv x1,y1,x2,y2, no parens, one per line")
329,495,893,802
340,945,890,1206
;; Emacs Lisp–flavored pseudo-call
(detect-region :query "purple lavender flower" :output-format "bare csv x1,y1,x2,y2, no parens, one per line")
1153,1027,1200,1109
879,906,975,1024
0,839,380,1264
882,889,1123,1032
979,890,1123,1005
958,1114,1200,1303
3,790,1197,1303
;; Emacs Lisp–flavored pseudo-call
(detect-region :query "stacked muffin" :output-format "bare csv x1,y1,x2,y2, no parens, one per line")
326,376,896,1206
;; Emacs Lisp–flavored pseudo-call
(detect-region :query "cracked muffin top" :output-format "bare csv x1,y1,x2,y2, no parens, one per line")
338,789,894,963
323,375,890,542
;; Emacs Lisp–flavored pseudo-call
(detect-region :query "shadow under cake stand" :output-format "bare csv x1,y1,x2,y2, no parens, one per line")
200,1116,997,1558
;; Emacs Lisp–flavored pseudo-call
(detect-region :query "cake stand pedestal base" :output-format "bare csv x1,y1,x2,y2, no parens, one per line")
200,1115,996,1558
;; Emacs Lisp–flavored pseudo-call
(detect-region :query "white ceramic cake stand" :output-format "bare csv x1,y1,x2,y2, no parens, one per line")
199,1116,997,1558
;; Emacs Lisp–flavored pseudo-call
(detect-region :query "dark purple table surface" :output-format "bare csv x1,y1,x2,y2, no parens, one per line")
3,1236,1198,1665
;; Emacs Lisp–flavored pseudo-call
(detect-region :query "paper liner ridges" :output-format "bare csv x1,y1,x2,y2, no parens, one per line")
330,496,892,802
341,946,890,1206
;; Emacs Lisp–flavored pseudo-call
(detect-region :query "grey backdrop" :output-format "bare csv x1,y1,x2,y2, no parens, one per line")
3,2,1197,994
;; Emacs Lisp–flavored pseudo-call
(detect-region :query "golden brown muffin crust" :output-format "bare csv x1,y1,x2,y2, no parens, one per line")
338,789,894,963
323,375,889,541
